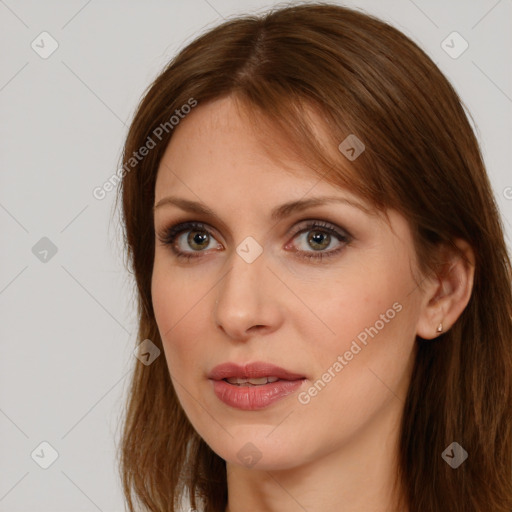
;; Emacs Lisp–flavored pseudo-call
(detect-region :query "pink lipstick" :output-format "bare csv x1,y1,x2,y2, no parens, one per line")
208,362,306,410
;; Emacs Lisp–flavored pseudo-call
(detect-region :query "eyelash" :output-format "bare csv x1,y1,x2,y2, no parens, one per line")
156,220,352,263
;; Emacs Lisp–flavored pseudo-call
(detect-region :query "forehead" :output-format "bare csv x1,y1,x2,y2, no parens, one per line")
155,96,359,202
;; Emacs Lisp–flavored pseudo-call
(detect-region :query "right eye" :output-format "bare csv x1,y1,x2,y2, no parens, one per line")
157,221,224,260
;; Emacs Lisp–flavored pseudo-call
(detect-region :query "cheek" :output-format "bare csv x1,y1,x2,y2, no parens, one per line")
151,255,206,333
294,270,401,354
294,262,418,408
151,265,177,340
151,263,204,375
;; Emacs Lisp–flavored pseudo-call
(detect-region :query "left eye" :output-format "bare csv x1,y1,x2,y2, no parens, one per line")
292,229,340,252
285,221,351,258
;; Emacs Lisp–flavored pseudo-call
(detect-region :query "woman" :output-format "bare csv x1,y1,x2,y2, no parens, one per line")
116,3,512,511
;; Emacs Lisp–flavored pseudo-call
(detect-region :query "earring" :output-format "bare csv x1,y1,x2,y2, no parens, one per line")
436,323,443,333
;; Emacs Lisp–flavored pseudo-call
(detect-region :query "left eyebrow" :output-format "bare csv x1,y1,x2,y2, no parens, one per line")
268,195,372,221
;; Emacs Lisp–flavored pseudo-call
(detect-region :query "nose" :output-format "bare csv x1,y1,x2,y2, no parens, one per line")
214,247,285,341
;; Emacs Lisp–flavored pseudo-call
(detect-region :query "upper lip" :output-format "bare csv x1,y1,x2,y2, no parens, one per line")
208,362,305,381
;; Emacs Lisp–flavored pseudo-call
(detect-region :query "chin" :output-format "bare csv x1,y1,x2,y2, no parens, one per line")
206,427,310,471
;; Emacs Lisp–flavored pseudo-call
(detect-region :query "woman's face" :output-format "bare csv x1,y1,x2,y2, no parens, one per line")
152,96,426,471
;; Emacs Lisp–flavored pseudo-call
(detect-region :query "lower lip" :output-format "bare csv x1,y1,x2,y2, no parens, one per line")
211,379,304,410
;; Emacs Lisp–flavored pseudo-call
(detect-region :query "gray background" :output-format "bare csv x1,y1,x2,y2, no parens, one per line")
1,0,511,511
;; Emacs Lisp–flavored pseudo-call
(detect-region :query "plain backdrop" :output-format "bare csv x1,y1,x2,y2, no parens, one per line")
1,0,511,510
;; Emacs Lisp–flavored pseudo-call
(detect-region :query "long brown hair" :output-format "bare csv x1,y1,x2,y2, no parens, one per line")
116,3,512,511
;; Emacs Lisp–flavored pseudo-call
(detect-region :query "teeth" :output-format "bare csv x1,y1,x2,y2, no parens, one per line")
226,376,280,386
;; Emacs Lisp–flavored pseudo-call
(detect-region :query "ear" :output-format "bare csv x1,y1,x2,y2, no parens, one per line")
416,239,475,340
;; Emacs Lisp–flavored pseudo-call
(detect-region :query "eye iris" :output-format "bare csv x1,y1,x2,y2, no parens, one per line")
188,230,209,250
308,231,330,250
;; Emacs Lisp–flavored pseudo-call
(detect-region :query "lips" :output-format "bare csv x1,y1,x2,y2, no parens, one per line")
208,362,305,382
208,362,306,410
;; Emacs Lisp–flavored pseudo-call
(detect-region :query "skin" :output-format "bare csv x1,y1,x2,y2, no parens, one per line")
151,96,475,512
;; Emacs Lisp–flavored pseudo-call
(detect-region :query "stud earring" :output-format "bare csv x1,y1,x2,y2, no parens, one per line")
436,323,443,333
